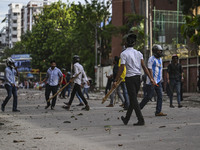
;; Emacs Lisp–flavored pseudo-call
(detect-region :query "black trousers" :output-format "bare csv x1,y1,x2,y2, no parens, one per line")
68,83,88,106
45,84,58,107
125,75,144,122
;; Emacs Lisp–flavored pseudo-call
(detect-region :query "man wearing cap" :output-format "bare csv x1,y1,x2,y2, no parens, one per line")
167,54,183,108
139,45,167,116
114,32,156,126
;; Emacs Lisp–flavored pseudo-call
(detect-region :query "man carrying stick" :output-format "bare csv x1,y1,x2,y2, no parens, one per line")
41,60,63,110
113,32,156,126
63,55,90,111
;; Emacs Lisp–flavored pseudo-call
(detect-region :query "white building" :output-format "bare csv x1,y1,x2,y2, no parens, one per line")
7,3,23,48
6,0,57,48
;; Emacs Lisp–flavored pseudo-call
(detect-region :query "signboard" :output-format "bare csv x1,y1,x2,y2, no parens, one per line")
11,54,32,72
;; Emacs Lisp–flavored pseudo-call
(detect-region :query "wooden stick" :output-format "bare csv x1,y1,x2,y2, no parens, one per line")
102,78,122,104
47,72,81,103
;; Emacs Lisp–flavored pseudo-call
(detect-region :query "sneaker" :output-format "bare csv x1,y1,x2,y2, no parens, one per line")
133,121,145,126
51,106,54,110
12,109,20,112
121,116,128,125
170,105,175,108
155,112,167,117
82,105,90,111
1,104,5,112
76,103,84,106
106,104,114,107
178,104,183,108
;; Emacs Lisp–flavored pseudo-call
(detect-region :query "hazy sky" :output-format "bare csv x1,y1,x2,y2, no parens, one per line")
0,0,100,31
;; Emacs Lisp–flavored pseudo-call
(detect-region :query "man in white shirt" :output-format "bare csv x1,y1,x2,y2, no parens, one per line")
64,55,90,111
114,32,156,126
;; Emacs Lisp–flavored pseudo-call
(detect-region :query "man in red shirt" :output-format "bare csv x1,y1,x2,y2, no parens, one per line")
59,68,67,99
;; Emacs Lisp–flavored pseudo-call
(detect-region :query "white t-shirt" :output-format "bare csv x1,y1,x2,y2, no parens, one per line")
120,47,143,77
146,56,162,84
73,62,88,85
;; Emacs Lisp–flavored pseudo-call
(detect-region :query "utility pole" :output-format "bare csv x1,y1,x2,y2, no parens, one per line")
95,23,98,87
144,0,149,64
149,0,152,56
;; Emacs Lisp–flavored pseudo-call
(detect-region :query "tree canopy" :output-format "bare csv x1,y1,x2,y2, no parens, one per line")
2,0,115,79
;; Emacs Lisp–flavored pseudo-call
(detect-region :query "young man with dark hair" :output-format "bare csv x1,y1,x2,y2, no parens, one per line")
41,60,63,110
167,54,183,108
114,33,156,126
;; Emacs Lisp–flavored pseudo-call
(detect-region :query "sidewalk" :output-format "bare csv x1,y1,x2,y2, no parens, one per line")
0,89,200,150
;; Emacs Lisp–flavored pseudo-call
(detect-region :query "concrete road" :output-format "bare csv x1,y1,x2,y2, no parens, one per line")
0,89,200,150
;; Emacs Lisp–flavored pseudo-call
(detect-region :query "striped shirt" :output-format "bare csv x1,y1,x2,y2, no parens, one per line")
146,56,162,84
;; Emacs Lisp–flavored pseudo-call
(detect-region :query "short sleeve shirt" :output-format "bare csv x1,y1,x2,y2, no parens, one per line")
46,67,62,86
120,47,143,77
146,56,162,84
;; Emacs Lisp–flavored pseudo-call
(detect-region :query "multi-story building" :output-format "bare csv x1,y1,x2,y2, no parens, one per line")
5,0,57,48
7,3,23,48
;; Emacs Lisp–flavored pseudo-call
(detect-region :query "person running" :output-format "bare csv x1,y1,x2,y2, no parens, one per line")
63,55,90,111
139,45,167,116
167,54,183,108
114,32,156,126
41,60,63,110
1,57,20,112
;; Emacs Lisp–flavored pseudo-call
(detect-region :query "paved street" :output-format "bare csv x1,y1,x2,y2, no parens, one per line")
0,88,200,150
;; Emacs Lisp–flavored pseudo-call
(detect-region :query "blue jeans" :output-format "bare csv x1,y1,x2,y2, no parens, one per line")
2,84,18,111
121,82,129,108
76,92,83,103
140,82,163,114
110,85,124,105
82,87,89,99
169,79,181,105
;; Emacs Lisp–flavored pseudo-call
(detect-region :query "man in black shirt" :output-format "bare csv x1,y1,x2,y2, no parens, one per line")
167,54,183,108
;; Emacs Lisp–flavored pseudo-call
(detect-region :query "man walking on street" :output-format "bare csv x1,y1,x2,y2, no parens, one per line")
41,60,63,110
167,54,183,108
63,55,90,111
114,32,156,126
1,57,20,112
139,45,167,116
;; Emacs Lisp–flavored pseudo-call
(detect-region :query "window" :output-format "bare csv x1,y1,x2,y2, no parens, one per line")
13,20,17,23
13,13,17,16
13,27,17,30
12,35,17,38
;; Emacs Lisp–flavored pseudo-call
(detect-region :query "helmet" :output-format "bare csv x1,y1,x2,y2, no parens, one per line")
152,45,163,58
73,55,80,63
6,57,15,67
123,32,137,47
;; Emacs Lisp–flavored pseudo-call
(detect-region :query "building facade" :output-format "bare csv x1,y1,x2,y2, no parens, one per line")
3,0,56,49
7,3,23,48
